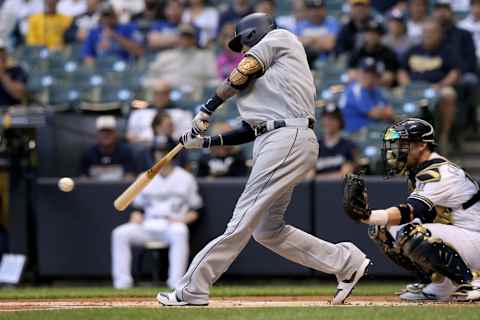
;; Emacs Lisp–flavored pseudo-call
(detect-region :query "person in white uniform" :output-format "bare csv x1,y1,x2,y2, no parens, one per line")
111,141,202,289
157,13,371,306
343,118,480,302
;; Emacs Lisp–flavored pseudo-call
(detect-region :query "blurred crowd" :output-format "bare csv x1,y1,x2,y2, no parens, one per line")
1,0,480,178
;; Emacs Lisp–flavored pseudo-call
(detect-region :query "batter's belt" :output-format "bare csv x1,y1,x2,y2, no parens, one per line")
253,118,314,137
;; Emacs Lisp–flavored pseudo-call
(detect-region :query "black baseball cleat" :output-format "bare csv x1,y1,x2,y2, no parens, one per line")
331,258,371,305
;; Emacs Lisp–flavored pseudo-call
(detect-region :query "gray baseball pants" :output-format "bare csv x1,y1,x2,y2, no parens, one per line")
175,126,366,304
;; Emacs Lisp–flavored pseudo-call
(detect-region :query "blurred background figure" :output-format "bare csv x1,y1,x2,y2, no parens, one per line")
57,0,87,17
398,18,460,152
335,0,375,58
0,41,27,107
111,139,202,289
181,0,218,48
254,0,276,17
216,22,243,79
110,0,145,23
147,0,184,52
80,116,136,181
145,24,218,98
64,0,102,43
460,0,480,60
82,3,144,64
294,0,339,67
218,0,253,32
433,0,478,137
197,122,248,178
0,0,43,46
383,9,414,59
131,0,163,45
348,20,399,88
127,80,192,144
313,104,357,178
341,58,395,137
276,0,306,31
407,0,429,43
26,0,72,50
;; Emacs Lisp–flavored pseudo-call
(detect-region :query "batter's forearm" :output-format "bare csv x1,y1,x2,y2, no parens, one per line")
203,122,256,147
216,79,238,100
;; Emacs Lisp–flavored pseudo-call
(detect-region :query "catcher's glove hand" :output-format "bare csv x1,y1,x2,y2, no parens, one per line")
343,173,371,222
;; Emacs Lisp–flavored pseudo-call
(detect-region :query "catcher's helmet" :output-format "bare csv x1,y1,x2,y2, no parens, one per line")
228,13,276,52
382,118,436,176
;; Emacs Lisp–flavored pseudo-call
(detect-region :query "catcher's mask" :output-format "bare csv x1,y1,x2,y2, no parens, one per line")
382,118,436,176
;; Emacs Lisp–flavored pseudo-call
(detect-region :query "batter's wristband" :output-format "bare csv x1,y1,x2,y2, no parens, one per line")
200,94,224,115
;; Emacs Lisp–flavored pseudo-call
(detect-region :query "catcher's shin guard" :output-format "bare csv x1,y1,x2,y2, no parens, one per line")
368,225,431,284
396,224,473,285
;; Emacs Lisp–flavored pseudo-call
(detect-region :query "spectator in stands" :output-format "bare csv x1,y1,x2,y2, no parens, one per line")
82,3,144,64
216,22,243,79
370,0,404,13
80,116,137,181
407,0,428,44
26,0,72,50
0,0,43,46
314,104,357,178
136,112,184,171
460,0,480,60
335,0,376,57
218,0,253,32
58,0,87,17
110,0,145,23
433,0,477,76
348,20,399,88
0,42,27,107
182,0,218,48
112,139,202,289
254,0,276,17
127,80,193,143
197,123,248,177
131,0,163,44
276,0,306,31
434,0,479,139
294,0,339,67
64,0,102,43
383,9,414,59
145,24,218,98
399,18,460,152
147,0,183,51
341,58,395,136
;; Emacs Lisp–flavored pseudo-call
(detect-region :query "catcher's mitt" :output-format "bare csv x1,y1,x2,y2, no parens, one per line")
343,173,371,222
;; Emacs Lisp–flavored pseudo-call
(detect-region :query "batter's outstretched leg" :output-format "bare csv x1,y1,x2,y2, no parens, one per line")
253,187,370,304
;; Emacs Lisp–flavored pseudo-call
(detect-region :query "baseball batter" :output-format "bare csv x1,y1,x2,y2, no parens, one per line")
343,118,480,301
157,13,370,306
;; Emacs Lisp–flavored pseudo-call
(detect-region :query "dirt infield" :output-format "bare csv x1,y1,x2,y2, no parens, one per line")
0,296,478,312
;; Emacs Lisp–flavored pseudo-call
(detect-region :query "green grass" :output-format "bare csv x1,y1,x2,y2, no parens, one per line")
0,281,403,300
2,307,480,320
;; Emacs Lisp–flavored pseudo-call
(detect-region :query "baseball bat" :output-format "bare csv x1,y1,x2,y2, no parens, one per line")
114,143,184,212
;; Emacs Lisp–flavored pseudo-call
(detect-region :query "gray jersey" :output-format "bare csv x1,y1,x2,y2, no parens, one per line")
236,29,316,125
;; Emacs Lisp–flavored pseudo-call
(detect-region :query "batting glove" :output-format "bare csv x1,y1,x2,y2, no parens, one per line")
192,111,210,134
179,130,205,149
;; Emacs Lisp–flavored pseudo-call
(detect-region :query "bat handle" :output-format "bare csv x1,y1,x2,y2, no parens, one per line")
148,144,184,178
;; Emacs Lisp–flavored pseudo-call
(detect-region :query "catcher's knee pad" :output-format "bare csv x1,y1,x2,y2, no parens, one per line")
396,223,473,285
368,225,431,283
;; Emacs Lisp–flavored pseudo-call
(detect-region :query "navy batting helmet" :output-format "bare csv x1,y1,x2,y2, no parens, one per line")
228,13,277,52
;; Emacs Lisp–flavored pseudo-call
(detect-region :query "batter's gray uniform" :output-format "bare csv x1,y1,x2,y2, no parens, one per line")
175,29,366,304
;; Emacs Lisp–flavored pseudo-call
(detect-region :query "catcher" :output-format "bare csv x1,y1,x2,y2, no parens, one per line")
343,118,480,301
